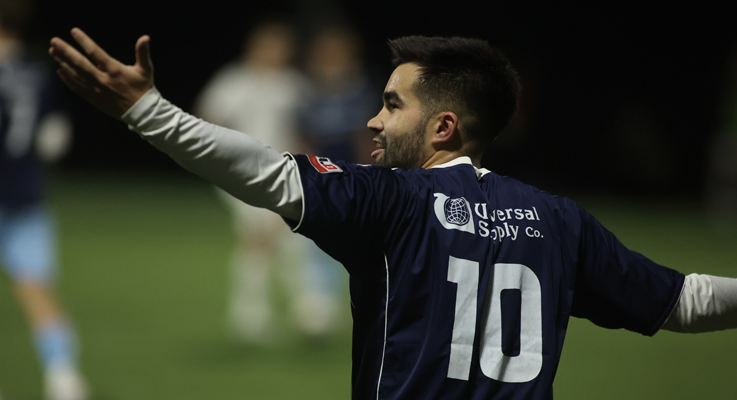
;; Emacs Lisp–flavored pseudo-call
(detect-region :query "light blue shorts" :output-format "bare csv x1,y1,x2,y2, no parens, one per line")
0,204,57,284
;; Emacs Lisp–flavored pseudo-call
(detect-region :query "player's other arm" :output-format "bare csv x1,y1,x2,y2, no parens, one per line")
571,204,737,336
48,28,302,221
661,274,737,333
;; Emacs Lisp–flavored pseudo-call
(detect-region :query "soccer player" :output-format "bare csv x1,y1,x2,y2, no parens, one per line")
48,28,737,399
193,19,327,342
0,3,87,399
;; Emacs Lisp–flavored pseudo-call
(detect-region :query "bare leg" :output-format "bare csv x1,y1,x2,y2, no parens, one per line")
12,281,86,400
12,282,65,327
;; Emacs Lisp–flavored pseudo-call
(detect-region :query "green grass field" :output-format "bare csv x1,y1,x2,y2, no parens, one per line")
1,171,736,399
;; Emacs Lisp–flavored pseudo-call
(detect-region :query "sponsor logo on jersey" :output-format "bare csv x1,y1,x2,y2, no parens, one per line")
433,193,475,234
308,155,343,173
473,204,542,242
434,193,546,242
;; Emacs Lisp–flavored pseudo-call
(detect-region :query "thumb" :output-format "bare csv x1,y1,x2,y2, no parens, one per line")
135,35,154,75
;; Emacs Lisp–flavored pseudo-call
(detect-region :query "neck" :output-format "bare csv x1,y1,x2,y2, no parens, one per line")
421,150,480,169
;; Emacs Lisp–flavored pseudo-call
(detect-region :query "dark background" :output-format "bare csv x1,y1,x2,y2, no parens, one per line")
27,0,737,197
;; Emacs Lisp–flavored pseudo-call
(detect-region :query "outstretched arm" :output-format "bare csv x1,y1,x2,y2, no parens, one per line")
48,29,303,222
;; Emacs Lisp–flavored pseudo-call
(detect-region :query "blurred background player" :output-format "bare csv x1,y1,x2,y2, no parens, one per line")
299,22,377,164
291,23,380,334
0,0,86,399
194,18,338,341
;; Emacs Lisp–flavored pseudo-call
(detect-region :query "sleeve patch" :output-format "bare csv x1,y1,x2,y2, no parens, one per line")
308,155,343,173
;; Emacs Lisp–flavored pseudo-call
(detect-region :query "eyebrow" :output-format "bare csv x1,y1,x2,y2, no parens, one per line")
383,90,404,105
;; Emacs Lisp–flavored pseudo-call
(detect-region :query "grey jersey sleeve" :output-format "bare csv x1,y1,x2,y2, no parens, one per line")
120,87,303,222
661,273,737,333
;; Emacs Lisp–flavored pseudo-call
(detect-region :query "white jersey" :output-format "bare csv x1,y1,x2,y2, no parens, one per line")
194,63,306,154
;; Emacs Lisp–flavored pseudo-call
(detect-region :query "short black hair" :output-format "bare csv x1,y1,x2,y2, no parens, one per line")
388,36,521,156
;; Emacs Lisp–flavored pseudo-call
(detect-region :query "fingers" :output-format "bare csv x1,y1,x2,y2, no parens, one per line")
48,44,79,79
70,27,118,72
49,37,101,80
49,28,154,118
135,35,154,75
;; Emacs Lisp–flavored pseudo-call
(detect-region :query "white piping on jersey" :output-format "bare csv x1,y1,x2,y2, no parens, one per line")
427,156,492,180
376,252,390,400
284,151,307,232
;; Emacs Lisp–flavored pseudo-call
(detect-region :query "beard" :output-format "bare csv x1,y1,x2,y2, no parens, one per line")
375,121,426,169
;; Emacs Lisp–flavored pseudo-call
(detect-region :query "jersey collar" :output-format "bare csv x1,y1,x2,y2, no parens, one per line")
428,156,492,180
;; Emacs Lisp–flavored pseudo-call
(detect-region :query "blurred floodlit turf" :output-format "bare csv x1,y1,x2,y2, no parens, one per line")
0,171,735,399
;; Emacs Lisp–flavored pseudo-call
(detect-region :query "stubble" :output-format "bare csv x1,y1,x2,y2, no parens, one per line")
375,121,426,170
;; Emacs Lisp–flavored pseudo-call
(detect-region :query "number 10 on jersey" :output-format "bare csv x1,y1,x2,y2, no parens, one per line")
447,257,543,383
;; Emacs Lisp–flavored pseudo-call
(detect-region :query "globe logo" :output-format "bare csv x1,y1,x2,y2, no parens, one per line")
444,197,471,226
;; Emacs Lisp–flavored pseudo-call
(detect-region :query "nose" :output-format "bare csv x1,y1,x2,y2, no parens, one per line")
367,113,383,134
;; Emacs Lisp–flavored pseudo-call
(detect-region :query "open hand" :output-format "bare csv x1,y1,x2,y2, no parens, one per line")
49,28,154,119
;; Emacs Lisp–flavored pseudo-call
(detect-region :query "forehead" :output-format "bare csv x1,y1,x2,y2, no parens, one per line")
384,62,421,103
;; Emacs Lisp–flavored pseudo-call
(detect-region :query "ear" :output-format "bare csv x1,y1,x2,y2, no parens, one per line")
430,111,459,145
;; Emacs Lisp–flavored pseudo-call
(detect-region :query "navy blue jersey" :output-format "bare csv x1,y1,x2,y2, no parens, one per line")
290,155,684,400
0,55,55,207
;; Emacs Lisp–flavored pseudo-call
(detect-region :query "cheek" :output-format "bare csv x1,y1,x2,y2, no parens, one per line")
386,118,411,137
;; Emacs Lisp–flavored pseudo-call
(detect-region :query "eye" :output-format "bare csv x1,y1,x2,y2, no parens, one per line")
386,102,398,111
